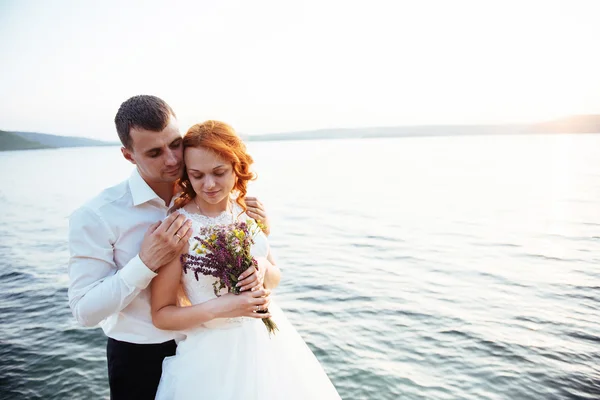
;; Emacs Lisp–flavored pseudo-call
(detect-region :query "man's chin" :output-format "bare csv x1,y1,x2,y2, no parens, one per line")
163,170,183,181
160,175,181,184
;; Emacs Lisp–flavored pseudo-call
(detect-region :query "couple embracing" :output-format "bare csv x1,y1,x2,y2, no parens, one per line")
68,95,341,399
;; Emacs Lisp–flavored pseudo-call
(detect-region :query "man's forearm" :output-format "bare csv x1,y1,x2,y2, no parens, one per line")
70,275,137,326
69,255,156,327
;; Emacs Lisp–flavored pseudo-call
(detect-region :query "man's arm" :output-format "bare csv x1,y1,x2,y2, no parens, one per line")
67,206,156,327
68,207,194,328
245,197,271,236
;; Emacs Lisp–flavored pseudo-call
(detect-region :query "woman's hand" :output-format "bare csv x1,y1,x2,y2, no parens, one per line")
215,289,272,319
236,257,270,292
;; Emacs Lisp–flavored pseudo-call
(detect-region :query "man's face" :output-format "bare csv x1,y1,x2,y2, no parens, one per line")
121,115,184,184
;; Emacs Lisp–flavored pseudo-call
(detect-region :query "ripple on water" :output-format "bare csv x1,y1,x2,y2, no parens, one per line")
2,136,600,399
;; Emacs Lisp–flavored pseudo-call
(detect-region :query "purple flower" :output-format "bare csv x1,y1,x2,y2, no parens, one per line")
181,220,278,334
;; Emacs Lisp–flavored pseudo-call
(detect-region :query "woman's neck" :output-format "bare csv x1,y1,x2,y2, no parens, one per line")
192,196,230,217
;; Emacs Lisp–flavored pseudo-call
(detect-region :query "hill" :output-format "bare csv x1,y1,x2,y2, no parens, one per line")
0,130,117,151
2,114,598,151
10,131,118,148
0,130,52,151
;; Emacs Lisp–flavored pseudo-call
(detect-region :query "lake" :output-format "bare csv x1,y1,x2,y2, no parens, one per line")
1,133,599,399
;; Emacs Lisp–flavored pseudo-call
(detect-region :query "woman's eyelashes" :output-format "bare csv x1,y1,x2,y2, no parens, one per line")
191,171,225,180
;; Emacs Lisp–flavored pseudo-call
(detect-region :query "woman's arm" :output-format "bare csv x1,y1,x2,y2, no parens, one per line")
151,256,273,331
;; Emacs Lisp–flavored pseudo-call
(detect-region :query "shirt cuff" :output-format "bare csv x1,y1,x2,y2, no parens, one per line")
120,254,158,290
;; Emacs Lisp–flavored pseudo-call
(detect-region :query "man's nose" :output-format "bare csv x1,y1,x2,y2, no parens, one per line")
165,149,178,166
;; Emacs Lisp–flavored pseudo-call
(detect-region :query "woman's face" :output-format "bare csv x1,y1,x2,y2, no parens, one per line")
184,146,236,207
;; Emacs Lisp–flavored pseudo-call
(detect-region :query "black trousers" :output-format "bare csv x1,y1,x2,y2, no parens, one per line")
107,337,177,400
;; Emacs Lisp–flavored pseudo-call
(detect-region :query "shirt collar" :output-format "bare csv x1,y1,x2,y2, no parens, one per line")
128,168,182,208
128,168,162,206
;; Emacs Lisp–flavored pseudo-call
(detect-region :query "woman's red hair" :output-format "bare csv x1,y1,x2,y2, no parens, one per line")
173,120,255,214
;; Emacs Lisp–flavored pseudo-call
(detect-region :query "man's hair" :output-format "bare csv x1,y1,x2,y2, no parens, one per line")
114,95,176,150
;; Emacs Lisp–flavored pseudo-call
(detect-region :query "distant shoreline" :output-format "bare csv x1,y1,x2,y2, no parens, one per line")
2,114,599,151
2,130,598,153
245,126,599,143
0,130,119,152
0,143,118,152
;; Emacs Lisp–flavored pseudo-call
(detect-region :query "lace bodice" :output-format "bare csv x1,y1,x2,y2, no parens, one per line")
178,205,270,329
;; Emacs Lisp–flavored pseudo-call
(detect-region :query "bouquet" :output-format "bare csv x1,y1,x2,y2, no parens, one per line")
181,219,278,335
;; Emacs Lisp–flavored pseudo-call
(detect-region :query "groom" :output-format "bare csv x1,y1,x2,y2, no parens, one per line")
68,95,271,399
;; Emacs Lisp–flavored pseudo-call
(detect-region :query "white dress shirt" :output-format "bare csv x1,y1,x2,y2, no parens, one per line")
68,168,184,344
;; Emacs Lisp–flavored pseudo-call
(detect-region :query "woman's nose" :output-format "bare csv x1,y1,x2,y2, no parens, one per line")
204,176,215,188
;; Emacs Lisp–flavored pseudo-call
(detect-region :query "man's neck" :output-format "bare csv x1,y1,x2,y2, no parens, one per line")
148,181,177,207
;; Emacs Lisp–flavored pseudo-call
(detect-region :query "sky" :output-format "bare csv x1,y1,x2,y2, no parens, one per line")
1,0,599,140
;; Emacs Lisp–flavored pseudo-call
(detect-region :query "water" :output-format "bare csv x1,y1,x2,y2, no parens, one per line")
1,133,599,399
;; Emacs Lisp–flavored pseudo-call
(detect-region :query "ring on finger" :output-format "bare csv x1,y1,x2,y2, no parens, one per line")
175,233,183,240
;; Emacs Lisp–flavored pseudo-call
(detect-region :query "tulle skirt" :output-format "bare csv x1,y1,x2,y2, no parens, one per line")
155,302,341,400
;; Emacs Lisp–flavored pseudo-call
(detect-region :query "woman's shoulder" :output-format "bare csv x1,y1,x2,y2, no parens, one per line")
168,203,196,222
180,202,197,216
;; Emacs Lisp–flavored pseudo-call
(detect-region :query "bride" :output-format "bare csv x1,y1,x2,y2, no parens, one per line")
151,120,341,399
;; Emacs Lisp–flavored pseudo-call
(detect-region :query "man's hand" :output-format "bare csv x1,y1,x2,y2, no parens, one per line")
245,197,270,236
236,257,270,292
139,212,193,271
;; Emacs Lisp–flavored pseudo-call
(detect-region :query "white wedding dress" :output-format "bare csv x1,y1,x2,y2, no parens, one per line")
155,207,341,400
